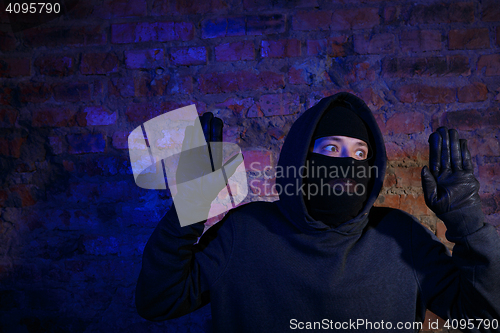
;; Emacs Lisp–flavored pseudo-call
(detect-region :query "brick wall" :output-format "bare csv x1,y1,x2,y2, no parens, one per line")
0,0,499,332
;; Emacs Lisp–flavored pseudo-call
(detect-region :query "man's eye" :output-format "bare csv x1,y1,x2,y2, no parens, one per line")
355,150,366,159
325,145,338,152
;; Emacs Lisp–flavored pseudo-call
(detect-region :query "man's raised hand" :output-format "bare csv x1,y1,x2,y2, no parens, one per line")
421,127,481,216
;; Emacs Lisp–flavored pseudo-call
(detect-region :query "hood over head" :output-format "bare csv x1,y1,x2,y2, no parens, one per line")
275,92,386,234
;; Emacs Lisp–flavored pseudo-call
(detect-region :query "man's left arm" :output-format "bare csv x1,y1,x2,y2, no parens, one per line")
419,127,500,327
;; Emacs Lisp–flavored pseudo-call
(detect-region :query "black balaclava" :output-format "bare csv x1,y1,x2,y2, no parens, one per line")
304,104,372,227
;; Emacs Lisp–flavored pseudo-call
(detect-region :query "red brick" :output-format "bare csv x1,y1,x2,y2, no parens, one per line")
0,107,17,128
257,93,301,117
468,136,500,157
81,53,119,75
215,41,254,62
63,160,75,172
135,22,194,42
0,31,16,52
167,76,193,95
395,167,422,188
359,87,385,110
247,14,286,35
53,82,91,102
384,6,401,24
354,33,395,54
67,133,106,154
383,171,397,188
306,39,326,56
399,194,431,216
126,102,164,123
35,56,75,76
441,109,496,131
331,8,380,30
409,3,474,25
400,30,441,53
81,106,117,126
382,56,470,78
261,39,301,58
175,22,196,41
243,0,317,10
125,101,193,122
152,0,229,15
242,149,273,173
201,17,245,39
396,84,456,104
169,46,207,66
23,25,106,48
111,23,136,44
32,107,78,127
216,97,254,117
385,112,425,134
125,49,165,69
307,36,351,57
385,140,428,161
293,10,332,31
0,58,30,77
374,194,400,209
9,185,36,207
98,0,147,19
0,137,26,158
135,73,169,97
477,54,500,76
0,87,12,106
109,78,135,97
449,28,490,50
198,71,284,94
345,62,377,84
458,83,488,103
49,136,65,154
331,36,353,57
0,190,7,208
112,131,129,150
288,65,309,85
478,164,500,185
482,0,500,22
19,82,51,103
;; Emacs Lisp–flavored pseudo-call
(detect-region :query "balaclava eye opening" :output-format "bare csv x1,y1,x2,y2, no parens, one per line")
304,102,373,227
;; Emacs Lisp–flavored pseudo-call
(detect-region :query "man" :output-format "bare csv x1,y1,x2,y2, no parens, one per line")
135,92,500,332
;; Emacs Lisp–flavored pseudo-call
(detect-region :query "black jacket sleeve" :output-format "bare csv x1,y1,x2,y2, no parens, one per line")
135,205,234,321
412,205,500,332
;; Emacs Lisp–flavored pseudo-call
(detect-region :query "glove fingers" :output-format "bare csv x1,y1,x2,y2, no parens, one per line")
438,127,451,174
421,166,438,207
211,117,223,142
449,129,462,171
200,112,214,144
461,139,474,172
428,131,442,178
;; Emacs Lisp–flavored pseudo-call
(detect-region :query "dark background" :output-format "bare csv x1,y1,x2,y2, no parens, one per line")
0,0,499,332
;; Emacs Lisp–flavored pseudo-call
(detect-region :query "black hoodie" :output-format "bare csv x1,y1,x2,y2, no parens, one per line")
136,92,500,332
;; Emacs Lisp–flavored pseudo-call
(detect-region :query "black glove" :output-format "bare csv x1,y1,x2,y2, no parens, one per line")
174,112,242,225
421,127,481,216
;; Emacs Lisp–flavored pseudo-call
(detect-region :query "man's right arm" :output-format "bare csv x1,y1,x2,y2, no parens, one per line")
135,205,209,321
